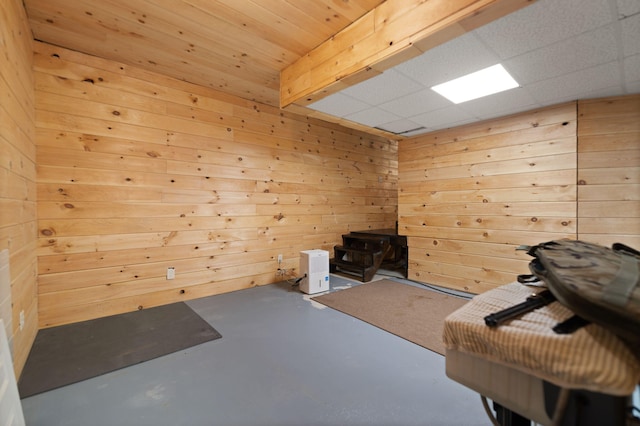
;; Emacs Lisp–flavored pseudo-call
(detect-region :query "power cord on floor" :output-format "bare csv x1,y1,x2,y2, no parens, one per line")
386,275,474,300
332,270,474,300
290,273,306,288
417,281,474,300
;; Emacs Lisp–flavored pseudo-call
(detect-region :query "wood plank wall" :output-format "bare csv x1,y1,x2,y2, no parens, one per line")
398,103,578,294
34,42,398,328
0,0,38,375
577,95,640,247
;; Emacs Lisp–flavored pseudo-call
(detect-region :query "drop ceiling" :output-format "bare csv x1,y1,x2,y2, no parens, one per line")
309,0,640,137
24,0,640,139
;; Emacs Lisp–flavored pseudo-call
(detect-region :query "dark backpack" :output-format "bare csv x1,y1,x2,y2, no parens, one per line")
525,239,640,350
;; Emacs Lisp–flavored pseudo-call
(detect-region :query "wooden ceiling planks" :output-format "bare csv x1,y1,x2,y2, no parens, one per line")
29,0,282,98
24,0,384,107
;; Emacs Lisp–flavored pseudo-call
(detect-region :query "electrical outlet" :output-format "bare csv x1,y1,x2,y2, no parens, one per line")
166,267,175,280
19,310,25,331
276,255,284,278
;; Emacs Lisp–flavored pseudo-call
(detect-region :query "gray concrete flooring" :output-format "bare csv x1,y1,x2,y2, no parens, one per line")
21,275,490,426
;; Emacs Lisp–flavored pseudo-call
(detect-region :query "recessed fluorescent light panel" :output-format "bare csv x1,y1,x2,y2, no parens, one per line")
431,64,519,104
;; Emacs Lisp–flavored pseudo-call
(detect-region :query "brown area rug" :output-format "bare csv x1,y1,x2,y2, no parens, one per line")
313,279,469,355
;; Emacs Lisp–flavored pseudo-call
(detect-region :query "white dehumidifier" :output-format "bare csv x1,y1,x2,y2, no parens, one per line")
299,249,329,294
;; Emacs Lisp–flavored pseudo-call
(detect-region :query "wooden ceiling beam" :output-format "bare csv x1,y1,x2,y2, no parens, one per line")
280,0,535,109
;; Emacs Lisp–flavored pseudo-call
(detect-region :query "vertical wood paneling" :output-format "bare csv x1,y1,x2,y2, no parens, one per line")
34,42,397,327
0,0,37,376
577,95,640,247
399,103,577,293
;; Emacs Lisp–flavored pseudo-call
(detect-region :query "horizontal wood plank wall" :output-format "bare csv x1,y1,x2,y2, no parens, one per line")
0,0,37,375
577,95,640,247
34,41,397,327
398,103,577,294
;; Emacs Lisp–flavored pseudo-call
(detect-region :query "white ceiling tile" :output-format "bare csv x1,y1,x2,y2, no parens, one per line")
410,106,475,129
621,13,640,57
308,93,370,117
308,0,638,137
528,62,623,104
344,107,402,128
376,119,425,135
378,89,450,117
341,69,424,105
458,87,540,120
625,80,640,92
624,54,640,83
505,24,619,85
581,85,628,99
394,32,499,86
616,0,640,18
401,128,434,137
475,0,614,59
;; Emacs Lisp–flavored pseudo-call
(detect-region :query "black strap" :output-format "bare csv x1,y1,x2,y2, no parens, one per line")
612,242,640,257
553,315,590,334
517,274,540,284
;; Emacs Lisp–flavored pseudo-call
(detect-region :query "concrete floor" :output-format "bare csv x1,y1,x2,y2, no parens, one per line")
21,275,491,426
